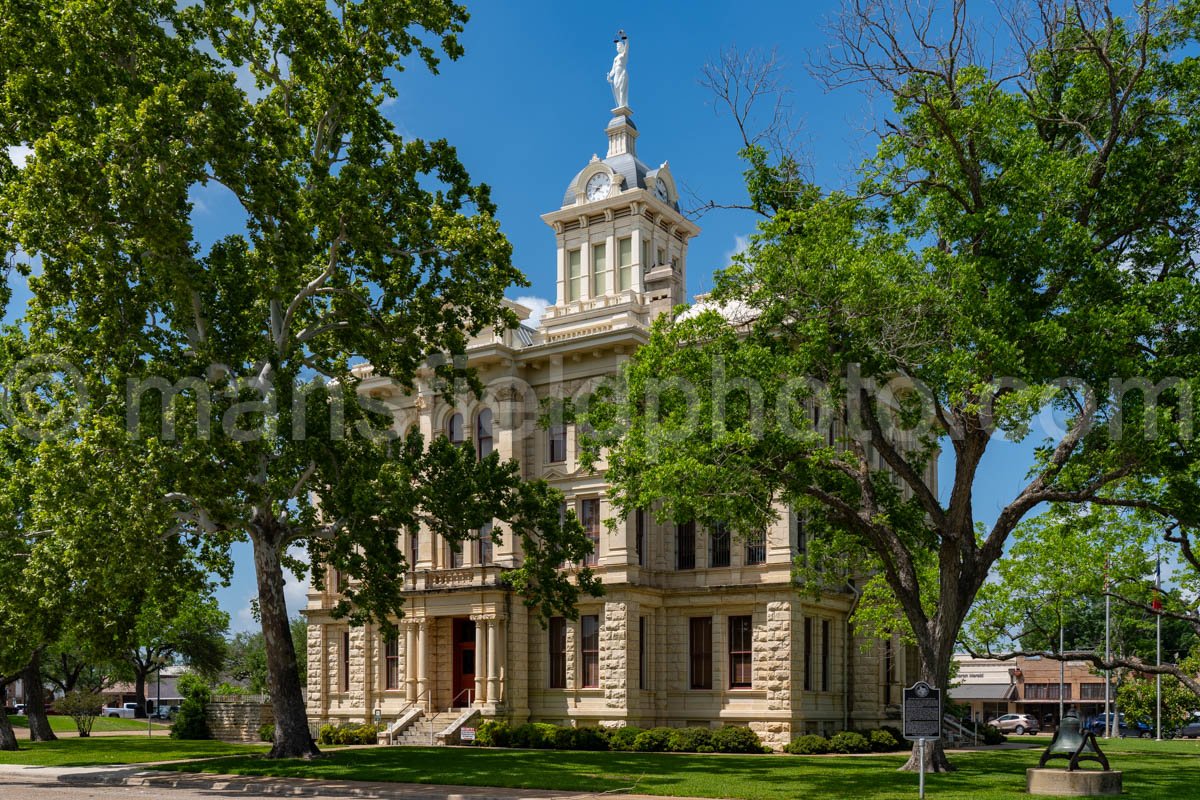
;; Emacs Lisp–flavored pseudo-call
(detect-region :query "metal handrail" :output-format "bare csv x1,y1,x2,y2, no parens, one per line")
386,687,433,744
451,688,474,709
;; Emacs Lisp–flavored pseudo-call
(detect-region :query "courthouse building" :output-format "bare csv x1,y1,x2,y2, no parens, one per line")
304,63,923,749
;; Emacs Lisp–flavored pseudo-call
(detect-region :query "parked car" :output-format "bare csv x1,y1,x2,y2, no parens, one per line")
992,713,1041,735
150,705,179,721
101,702,141,719
1171,720,1200,739
1086,714,1152,738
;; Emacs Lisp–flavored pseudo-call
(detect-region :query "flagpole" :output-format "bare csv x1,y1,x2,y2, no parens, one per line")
1155,546,1162,741
1058,607,1065,727
1104,556,1111,739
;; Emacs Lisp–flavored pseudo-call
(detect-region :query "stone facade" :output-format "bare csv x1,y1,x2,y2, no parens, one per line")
303,90,928,751
207,698,273,743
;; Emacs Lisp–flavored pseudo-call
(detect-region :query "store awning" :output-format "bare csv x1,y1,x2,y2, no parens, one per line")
949,683,1017,701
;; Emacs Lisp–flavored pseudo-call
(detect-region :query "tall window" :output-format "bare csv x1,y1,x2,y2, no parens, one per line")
342,631,351,693
548,423,566,463
676,521,696,570
592,242,608,295
448,539,464,568
575,421,593,460
635,509,646,566
549,618,566,690
821,620,831,692
746,530,766,565
447,412,464,446
476,408,493,459
638,616,648,690
689,617,713,690
567,249,582,301
581,614,600,688
729,616,753,689
803,617,813,691
549,616,567,688
384,636,400,691
580,498,600,566
409,530,419,566
618,237,633,291
884,637,895,706
478,521,493,565
709,523,731,568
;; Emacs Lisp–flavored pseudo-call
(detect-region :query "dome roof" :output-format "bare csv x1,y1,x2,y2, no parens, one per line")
562,152,652,207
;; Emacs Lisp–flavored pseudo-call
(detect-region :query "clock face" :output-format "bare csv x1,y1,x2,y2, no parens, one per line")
653,177,670,203
586,172,612,201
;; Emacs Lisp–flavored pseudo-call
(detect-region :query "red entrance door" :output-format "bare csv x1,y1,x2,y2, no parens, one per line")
452,618,476,707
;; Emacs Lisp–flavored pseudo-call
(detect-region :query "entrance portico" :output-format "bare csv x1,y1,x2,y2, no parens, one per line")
399,613,506,713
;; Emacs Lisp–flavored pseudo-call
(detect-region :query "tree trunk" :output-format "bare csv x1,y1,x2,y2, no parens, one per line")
133,668,148,718
252,525,319,759
898,645,954,773
0,683,17,751
22,654,56,742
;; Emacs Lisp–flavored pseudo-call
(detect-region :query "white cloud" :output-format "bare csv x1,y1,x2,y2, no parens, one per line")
512,295,551,329
724,234,751,269
6,145,33,169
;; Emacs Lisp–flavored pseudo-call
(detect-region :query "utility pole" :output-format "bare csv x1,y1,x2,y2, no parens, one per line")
1104,556,1112,739
1154,546,1163,741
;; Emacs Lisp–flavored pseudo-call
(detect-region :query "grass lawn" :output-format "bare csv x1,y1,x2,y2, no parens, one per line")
10,715,170,733
149,739,1200,800
0,735,267,767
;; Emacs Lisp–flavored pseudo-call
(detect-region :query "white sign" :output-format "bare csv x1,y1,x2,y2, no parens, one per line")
461,727,476,742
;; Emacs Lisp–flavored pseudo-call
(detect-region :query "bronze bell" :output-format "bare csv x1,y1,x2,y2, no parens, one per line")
1038,710,1110,771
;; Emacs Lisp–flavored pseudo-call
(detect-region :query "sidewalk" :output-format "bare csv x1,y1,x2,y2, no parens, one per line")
0,763,691,800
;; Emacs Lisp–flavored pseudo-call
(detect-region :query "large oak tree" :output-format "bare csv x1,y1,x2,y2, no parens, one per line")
1,0,598,758
585,0,1200,771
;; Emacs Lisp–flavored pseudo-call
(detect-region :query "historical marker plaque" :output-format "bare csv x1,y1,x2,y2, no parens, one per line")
902,681,943,741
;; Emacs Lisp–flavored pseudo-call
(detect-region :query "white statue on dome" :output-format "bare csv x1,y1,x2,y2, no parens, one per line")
608,31,629,110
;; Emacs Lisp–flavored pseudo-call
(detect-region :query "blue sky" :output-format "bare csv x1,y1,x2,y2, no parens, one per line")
8,0,1047,631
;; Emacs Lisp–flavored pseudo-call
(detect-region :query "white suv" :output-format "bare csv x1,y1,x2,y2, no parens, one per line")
992,713,1040,735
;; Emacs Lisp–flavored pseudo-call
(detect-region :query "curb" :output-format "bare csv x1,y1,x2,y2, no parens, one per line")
49,767,612,800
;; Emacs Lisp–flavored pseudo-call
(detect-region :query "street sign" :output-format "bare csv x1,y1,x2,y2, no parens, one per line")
902,681,943,741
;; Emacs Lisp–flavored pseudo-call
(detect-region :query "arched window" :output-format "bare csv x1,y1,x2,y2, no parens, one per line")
447,412,464,446
476,408,493,459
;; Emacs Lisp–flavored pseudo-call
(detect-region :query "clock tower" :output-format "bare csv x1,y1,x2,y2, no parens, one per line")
539,35,700,335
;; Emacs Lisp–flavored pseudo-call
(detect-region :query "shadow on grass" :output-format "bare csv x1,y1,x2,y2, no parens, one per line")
151,745,1200,800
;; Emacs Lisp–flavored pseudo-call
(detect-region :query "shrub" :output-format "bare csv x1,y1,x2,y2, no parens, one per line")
668,726,714,753
607,725,644,751
631,726,675,752
258,723,275,743
475,719,512,748
784,734,830,755
55,691,104,738
170,675,211,740
317,722,381,745
510,722,558,749
982,725,1006,745
712,725,766,754
828,731,871,754
879,725,903,744
868,728,899,752
569,726,610,751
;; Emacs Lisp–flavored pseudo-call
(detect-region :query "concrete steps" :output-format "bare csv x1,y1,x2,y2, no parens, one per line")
390,711,464,746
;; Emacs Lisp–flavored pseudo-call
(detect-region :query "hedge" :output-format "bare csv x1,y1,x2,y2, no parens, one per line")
467,722,765,754
317,722,382,745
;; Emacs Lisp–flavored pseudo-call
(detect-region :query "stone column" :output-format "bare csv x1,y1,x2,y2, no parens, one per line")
416,619,429,703
473,615,487,705
405,623,417,702
486,618,500,704
497,618,507,704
